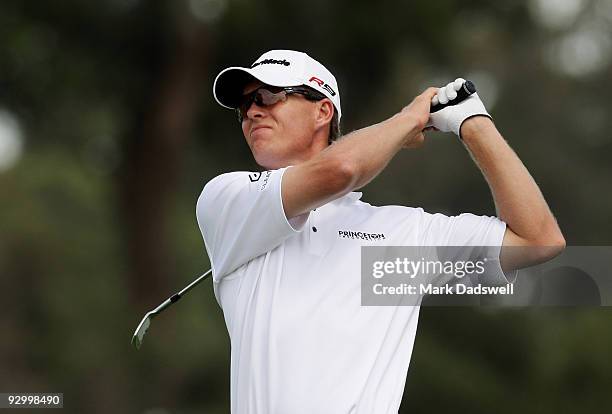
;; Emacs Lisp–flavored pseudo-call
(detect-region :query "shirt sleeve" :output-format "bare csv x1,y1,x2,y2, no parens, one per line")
196,168,309,283
419,211,516,285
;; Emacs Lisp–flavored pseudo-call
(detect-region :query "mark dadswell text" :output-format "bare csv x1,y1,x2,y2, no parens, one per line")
373,283,514,296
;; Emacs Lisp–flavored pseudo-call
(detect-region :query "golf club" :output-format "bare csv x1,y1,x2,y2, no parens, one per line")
131,268,212,350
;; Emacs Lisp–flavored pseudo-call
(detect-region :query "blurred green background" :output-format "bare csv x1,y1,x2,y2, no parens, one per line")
1,0,611,412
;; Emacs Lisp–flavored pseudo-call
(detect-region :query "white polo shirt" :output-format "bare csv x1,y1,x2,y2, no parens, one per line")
196,167,511,414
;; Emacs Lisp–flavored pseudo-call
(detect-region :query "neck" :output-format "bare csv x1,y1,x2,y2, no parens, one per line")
265,133,329,169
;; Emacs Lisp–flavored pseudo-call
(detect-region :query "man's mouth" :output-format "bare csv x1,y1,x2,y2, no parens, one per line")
250,125,272,136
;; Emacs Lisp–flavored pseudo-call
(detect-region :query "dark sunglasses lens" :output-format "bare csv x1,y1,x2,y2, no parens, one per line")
237,89,286,122
237,92,255,122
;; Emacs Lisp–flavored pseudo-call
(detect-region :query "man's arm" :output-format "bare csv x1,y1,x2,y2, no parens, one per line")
282,88,438,218
460,117,566,272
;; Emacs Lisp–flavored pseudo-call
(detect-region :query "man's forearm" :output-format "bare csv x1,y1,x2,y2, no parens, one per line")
321,111,420,189
282,88,437,218
460,117,564,246
282,111,419,217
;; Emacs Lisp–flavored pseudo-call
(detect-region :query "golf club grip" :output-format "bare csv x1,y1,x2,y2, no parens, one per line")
430,80,476,113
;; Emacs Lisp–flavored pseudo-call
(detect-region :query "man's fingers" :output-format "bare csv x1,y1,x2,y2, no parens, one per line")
413,132,425,147
401,87,439,119
453,78,465,90
437,86,449,105
445,82,457,100
418,87,440,109
422,87,439,100
404,132,425,149
426,80,466,108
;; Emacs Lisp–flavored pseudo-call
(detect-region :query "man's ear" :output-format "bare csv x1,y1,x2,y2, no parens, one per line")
315,99,334,128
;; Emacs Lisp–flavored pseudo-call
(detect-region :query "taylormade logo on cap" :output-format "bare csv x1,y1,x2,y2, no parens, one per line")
250,59,291,68
213,49,342,120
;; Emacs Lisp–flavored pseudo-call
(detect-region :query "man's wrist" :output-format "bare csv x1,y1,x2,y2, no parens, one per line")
459,115,494,141
392,110,426,139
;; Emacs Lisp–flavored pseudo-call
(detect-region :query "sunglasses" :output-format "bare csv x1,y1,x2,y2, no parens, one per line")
236,86,325,123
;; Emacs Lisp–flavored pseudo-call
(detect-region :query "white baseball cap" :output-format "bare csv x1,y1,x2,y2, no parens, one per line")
213,49,342,120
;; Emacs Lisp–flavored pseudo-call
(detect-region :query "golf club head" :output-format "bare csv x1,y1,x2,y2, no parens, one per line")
131,312,152,350
130,269,211,350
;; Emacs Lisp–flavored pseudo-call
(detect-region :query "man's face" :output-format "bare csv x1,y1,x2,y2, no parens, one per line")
239,81,324,169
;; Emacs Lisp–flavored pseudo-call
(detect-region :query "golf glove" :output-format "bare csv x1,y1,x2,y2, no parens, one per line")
426,78,491,138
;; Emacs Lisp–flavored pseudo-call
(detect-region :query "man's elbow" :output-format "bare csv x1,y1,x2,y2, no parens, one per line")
534,225,566,262
325,157,359,194
549,230,566,257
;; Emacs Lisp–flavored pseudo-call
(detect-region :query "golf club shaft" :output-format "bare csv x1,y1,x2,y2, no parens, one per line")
148,269,213,316
177,268,213,297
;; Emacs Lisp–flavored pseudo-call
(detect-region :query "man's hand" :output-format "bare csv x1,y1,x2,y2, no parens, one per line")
427,78,491,138
399,87,439,148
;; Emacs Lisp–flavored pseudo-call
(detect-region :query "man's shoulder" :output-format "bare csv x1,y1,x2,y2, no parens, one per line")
204,170,255,188
196,171,248,211
200,170,266,196
197,169,283,215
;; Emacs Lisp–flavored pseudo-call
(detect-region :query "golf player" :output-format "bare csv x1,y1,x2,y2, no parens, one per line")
197,50,565,413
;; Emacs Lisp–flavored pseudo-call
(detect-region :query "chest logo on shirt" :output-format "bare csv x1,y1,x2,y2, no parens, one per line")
249,171,272,191
338,230,386,241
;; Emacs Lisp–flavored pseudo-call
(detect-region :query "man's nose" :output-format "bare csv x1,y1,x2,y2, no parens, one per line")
246,102,266,119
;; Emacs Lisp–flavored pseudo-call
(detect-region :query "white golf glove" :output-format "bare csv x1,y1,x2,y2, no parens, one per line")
426,78,491,138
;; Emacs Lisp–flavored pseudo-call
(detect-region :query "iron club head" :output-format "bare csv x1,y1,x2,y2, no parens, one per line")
131,311,153,350
130,269,212,350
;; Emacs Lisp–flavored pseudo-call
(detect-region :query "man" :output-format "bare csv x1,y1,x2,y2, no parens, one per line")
197,50,564,413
